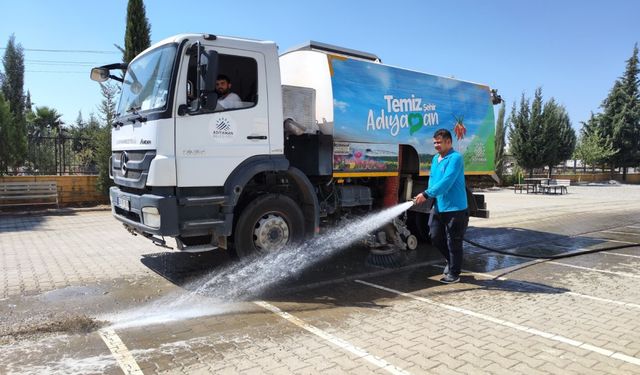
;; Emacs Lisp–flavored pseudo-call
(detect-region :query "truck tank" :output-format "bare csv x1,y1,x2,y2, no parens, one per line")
279,42,496,179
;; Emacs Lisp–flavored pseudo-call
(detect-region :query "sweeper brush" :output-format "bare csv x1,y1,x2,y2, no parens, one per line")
366,245,406,268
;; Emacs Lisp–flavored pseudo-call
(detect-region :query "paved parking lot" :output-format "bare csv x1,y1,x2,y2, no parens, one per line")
1,184,640,374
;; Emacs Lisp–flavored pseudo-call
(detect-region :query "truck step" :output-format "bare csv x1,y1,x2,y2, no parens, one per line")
179,244,218,253
180,219,225,230
179,195,227,206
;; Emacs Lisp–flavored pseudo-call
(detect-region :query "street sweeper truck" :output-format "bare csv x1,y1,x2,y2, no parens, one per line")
90,33,502,257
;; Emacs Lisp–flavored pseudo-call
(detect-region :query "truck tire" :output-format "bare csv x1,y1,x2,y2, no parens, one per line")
234,194,305,258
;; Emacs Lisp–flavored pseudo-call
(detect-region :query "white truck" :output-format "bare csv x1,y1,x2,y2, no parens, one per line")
91,33,501,257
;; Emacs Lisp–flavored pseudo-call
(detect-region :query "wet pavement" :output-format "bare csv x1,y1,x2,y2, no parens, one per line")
1,184,640,374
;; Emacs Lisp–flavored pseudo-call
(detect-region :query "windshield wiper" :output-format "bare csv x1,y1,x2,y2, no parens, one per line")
125,106,147,124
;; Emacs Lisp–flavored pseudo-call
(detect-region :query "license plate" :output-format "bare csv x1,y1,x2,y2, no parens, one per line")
116,195,130,211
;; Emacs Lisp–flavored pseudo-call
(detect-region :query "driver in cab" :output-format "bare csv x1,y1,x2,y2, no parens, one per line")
215,74,242,110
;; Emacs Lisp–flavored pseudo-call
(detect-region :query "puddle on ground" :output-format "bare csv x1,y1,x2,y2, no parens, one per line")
0,313,106,343
0,335,117,375
36,285,106,302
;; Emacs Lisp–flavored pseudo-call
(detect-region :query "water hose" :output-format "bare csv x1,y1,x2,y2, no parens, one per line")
463,238,639,260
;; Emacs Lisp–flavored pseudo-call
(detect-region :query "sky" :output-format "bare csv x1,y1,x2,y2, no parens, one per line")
1,0,639,131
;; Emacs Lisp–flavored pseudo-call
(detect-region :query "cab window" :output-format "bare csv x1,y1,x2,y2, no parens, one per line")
186,52,258,112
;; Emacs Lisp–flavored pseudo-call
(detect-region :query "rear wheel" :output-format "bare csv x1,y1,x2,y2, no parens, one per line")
234,194,305,258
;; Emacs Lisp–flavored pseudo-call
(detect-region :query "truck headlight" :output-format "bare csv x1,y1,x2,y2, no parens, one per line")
141,207,161,228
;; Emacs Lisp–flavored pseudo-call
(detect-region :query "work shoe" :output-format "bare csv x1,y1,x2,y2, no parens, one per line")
439,274,460,284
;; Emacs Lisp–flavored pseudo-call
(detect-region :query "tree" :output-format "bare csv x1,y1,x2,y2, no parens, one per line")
96,83,118,194
25,106,65,174
541,99,576,177
555,105,577,169
1,34,27,170
27,106,64,138
573,128,617,173
508,88,575,178
0,93,14,174
124,0,152,64
599,44,640,180
98,83,118,128
581,112,601,138
70,112,101,174
613,44,640,179
508,93,546,177
75,111,85,128
2,35,25,121
494,102,506,182
596,82,623,175
24,90,32,114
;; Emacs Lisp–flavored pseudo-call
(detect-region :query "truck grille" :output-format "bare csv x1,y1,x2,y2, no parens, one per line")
111,150,156,189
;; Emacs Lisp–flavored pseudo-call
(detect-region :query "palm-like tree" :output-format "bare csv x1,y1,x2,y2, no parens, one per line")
27,106,64,137
26,106,65,174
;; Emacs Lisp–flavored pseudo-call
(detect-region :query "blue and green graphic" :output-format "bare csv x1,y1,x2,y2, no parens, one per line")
328,56,495,174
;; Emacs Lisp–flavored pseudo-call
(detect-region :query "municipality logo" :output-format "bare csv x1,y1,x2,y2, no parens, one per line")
212,117,233,137
216,118,231,131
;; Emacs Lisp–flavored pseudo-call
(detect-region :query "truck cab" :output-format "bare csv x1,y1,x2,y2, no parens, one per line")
95,34,298,252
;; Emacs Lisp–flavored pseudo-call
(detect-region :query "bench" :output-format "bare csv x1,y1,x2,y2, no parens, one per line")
513,183,537,194
540,179,570,195
0,181,59,209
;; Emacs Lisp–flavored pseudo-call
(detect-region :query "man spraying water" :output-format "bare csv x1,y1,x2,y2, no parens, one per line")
413,129,469,284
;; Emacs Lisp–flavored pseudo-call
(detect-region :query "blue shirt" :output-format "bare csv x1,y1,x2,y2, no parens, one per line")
425,149,468,212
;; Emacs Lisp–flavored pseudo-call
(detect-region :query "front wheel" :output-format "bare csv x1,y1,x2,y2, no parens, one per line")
233,194,305,258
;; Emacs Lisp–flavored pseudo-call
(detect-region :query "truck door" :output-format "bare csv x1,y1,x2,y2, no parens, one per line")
175,45,269,187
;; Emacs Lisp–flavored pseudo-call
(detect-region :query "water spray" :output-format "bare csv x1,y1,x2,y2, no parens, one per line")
365,199,419,268
365,176,416,268
103,200,417,329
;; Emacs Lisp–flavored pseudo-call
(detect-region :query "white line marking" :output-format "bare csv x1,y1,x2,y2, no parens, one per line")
254,300,410,375
431,264,640,310
591,237,637,244
355,279,640,367
98,328,144,375
607,252,640,259
579,237,639,246
601,230,640,236
547,261,640,278
612,353,640,366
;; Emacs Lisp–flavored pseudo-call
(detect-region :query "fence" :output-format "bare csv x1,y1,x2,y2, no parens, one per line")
9,135,99,176
0,175,108,207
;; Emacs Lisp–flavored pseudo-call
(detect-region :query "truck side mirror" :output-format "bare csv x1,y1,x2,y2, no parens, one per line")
491,89,503,105
201,50,219,111
89,63,126,83
90,68,109,82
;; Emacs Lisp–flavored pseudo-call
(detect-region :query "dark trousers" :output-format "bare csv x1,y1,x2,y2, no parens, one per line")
428,209,469,276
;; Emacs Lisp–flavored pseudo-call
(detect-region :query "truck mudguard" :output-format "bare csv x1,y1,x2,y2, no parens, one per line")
223,155,290,206
222,155,319,237
282,166,320,238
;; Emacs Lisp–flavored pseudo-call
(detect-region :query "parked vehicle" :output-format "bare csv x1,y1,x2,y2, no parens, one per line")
91,34,501,256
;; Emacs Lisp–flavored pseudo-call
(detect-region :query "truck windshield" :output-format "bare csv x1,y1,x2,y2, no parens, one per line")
117,44,177,116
